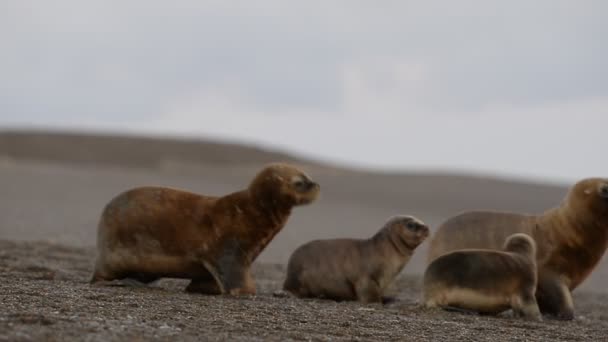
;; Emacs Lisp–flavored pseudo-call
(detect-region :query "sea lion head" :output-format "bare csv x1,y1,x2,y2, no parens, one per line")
503,233,536,259
566,178,608,221
384,215,430,250
249,163,320,206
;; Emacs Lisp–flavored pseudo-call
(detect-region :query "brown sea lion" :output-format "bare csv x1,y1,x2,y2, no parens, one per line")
91,163,320,295
428,178,608,319
424,233,542,321
283,215,429,303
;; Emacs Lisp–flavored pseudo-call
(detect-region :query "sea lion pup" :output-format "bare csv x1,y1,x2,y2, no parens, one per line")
90,163,320,295
428,178,608,320
283,215,429,303
423,233,542,321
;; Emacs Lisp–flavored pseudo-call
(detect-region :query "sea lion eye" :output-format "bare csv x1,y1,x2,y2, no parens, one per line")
294,179,312,192
407,221,419,230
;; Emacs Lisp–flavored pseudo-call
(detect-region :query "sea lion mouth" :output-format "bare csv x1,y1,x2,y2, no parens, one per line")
293,181,320,205
419,228,430,239
397,233,417,252
397,227,428,249
405,221,429,234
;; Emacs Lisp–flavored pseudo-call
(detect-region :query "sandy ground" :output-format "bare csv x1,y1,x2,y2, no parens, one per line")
1,240,607,342
0,131,607,341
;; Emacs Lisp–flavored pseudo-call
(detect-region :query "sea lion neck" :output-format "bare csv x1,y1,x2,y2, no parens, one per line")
541,203,608,246
249,189,293,214
372,228,413,258
212,190,292,264
537,203,608,288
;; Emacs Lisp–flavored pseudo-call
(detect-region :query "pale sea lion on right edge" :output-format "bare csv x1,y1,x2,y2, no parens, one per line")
428,178,608,320
423,233,542,321
283,215,429,303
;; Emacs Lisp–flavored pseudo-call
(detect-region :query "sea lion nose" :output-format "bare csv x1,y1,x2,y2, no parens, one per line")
295,179,319,192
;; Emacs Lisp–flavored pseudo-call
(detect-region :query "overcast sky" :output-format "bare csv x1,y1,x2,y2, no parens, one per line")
1,1,607,183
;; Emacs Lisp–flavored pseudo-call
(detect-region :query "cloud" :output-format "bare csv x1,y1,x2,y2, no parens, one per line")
139,57,608,182
0,0,607,181
2,0,607,117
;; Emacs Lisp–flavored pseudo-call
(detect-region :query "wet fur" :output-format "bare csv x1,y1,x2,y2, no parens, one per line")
283,216,429,303
428,178,608,319
91,163,320,295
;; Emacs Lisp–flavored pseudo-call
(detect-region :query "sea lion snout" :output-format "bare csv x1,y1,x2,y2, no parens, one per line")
397,217,430,246
417,226,430,240
255,164,321,205
290,177,320,205
419,226,430,238
295,179,319,193
404,217,429,236
408,223,430,240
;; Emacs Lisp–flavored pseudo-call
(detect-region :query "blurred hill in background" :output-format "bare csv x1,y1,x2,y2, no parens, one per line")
1,130,604,292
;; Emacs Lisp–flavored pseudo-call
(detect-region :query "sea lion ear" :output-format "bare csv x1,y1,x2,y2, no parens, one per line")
271,172,285,182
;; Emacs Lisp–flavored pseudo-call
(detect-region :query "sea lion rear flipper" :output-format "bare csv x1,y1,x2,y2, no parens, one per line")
381,296,398,305
186,277,223,295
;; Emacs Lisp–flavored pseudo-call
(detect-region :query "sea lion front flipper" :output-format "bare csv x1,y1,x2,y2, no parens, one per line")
184,259,226,294
212,239,257,295
185,277,223,295
185,263,254,295
536,272,574,320
354,278,382,303
224,269,256,295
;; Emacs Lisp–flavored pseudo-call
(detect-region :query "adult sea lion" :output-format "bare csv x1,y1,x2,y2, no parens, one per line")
428,178,608,319
91,163,320,295
424,233,542,321
283,215,429,303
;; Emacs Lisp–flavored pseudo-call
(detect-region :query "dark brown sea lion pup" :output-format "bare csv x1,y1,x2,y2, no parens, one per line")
424,233,542,321
91,163,320,295
283,215,429,303
428,177,608,319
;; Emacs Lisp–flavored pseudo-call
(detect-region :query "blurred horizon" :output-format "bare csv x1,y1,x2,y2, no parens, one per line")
1,1,606,183
0,126,587,186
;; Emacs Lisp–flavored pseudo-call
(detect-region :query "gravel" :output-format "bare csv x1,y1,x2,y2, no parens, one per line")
1,240,606,342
